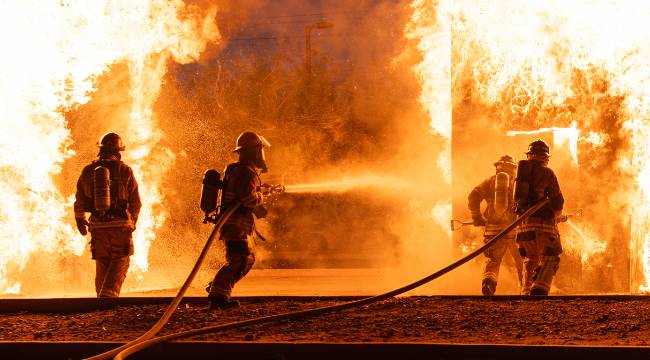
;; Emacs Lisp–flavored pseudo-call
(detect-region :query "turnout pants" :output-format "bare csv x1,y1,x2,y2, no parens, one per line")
209,237,255,299
90,227,133,298
516,230,562,295
483,235,523,290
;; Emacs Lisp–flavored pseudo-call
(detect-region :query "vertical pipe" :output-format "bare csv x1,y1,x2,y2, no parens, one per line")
305,25,312,75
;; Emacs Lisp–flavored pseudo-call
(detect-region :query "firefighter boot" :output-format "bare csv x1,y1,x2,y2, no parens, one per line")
529,287,549,296
481,278,497,296
208,295,240,310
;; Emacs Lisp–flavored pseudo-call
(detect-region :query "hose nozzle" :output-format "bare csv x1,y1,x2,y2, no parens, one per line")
260,183,285,196
450,219,474,231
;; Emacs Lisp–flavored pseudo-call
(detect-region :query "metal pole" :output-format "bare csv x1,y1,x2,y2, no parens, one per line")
305,25,313,75
305,22,333,76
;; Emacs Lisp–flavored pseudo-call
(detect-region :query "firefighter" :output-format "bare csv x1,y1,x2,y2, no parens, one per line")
73,133,141,298
513,139,565,296
207,131,270,310
468,155,523,296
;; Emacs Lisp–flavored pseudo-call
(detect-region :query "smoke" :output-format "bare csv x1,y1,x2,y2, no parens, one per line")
450,64,631,293
3,0,220,297
77,0,650,296
133,0,460,294
5,0,534,297
447,2,641,293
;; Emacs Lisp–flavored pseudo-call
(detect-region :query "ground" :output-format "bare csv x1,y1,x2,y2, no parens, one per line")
1,297,649,344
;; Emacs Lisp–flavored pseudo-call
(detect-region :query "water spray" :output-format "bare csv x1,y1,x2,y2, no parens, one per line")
565,216,607,265
283,174,412,194
566,220,588,242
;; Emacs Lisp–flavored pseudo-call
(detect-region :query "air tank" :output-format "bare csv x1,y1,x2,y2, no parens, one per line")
200,169,222,215
494,171,510,216
513,159,533,210
93,166,111,213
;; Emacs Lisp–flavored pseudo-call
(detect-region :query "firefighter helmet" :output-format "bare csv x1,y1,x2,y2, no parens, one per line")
525,139,550,156
494,154,516,167
233,131,271,152
98,132,125,152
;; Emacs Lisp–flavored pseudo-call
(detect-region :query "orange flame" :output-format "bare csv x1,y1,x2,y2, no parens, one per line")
507,123,580,166
0,1,218,294
409,0,650,292
406,0,453,238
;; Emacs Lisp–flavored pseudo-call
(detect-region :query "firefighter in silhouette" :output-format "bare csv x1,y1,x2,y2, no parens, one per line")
513,139,565,296
468,155,523,296
73,133,141,298
207,132,270,309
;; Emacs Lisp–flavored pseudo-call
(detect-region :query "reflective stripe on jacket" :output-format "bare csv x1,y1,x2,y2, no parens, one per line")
517,217,560,237
515,162,563,236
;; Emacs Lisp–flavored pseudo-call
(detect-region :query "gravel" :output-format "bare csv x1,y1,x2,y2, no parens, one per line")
1,297,649,345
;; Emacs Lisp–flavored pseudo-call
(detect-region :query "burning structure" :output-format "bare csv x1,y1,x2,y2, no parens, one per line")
410,0,650,293
1,0,650,298
0,0,219,295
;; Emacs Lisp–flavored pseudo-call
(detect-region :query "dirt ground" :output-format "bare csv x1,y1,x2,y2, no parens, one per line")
1,297,649,345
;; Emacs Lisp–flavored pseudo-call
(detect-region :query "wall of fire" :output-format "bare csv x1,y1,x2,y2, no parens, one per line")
450,40,633,294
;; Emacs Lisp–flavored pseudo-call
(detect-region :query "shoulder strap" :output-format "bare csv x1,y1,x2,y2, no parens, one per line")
225,162,258,180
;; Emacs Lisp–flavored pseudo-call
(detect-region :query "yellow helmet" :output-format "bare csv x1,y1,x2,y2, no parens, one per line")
98,132,125,152
234,131,271,152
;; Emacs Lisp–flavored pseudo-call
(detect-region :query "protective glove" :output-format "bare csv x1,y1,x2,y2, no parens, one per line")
259,184,272,196
253,205,269,219
556,214,568,223
75,218,89,236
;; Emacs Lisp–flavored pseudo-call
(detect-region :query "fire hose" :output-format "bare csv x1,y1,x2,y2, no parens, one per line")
84,203,241,360
102,198,551,360
451,208,582,231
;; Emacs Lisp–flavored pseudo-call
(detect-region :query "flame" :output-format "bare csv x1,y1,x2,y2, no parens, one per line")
0,1,218,294
406,0,452,184
431,200,452,240
409,0,650,292
406,0,453,238
507,123,580,166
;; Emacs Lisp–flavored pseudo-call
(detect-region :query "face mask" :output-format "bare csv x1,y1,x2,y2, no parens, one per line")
527,154,549,164
257,147,268,173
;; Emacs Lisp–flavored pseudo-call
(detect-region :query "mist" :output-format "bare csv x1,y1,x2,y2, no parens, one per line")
9,0,636,298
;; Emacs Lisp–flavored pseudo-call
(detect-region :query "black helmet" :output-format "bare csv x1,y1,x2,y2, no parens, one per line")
494,154,516,167
525,139,550,156
98,132,125,152
234,131,271,152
